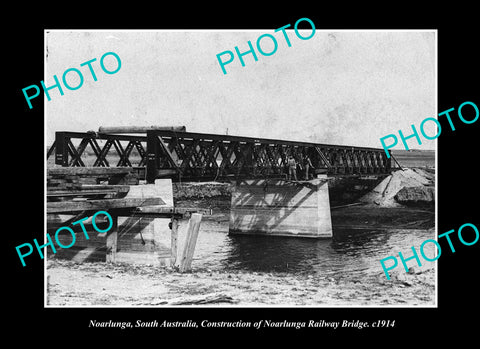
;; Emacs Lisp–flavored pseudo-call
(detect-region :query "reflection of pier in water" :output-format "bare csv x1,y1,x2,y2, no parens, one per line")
222,228,394,274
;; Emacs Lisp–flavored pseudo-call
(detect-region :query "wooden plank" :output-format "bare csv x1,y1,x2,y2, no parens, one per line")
46,184,130,197
111,208,184,219
179,213,202,273
78,177,99,185
48,178,68,184
49,184,131,192
170,218,179,268
47,190,118,197
111,207,212,220
138,206,212,216
47,197,165,213
48,167,135,176
106,214,118,263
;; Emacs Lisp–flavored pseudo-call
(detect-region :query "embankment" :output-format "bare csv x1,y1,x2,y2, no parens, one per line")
173,167,435,210
359,168,435,208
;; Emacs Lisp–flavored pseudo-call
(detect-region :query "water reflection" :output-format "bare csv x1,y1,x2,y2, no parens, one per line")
183,220,435,277
224,234,333,273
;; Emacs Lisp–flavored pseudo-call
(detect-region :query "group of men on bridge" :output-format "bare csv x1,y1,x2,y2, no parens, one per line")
286,155,313,181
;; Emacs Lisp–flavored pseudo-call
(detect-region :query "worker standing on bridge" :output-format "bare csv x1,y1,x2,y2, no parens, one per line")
287,155,298,181
303,155,313,180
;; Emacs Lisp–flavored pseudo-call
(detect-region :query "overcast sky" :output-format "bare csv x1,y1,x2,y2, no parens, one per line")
45,30,436,150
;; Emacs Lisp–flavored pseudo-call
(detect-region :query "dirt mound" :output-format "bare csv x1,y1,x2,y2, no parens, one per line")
360,168,435,207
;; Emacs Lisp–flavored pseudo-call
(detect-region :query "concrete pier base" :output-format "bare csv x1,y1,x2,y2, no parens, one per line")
229,175,333,238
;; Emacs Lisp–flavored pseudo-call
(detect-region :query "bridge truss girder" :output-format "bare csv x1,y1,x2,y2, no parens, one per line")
48,130,392,182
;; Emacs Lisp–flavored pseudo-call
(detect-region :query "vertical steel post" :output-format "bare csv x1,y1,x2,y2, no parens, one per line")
54,132,68,166
146,130,158,183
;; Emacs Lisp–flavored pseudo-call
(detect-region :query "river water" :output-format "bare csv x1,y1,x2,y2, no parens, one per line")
47,207,437,306
176,217,437,278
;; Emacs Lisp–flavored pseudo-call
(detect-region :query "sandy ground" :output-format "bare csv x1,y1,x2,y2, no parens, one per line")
46,257,435,307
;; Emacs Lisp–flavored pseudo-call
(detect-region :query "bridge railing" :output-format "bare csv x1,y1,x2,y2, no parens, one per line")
47,130,392,182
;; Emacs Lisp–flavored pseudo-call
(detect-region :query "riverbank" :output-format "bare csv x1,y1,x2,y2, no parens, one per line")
46,166,436,307
47,255,435,306
46,203,435,307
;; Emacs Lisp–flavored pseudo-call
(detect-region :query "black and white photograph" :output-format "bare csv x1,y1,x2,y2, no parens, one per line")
7,7,479,341
43,29,436,307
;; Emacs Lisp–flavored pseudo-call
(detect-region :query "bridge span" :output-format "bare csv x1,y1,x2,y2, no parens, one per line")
48,128,392,183
47,127,394,241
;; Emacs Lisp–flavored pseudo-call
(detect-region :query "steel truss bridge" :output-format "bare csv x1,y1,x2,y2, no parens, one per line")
47,130,392,183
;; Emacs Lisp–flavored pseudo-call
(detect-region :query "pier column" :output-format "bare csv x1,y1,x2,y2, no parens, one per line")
229,175,333,238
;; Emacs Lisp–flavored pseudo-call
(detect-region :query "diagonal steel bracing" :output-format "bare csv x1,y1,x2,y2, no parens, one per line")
48,130,392,182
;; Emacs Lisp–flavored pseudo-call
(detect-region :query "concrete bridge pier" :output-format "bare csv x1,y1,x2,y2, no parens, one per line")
229,175,333,238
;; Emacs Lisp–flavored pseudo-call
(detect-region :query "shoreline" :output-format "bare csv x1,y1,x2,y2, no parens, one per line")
47,254,435,307
46,205,435,307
